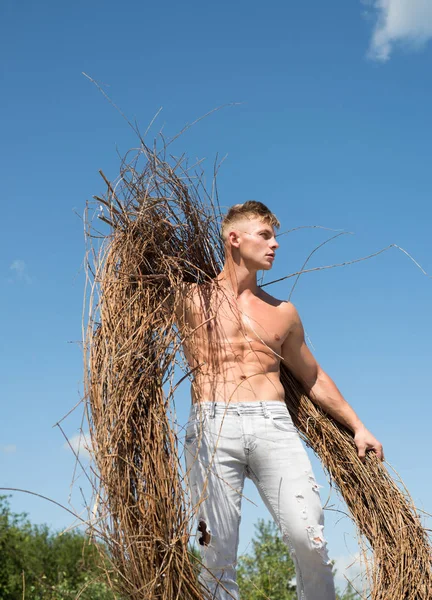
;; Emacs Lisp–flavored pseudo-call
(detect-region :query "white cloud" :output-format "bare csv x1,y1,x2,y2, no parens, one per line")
367,0,432,61
332,551,368,593
9,259,32,283
65,432,93,460
2,444,17,454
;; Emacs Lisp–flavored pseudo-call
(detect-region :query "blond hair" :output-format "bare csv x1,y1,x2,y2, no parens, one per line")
221,201,280,241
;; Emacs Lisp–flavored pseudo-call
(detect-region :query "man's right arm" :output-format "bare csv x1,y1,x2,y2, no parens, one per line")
281,303,384,461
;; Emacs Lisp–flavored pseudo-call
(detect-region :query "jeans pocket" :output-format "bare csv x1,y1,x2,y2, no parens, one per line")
270,412,295,432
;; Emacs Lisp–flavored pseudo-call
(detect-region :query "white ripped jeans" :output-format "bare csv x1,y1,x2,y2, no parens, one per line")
184,401,336,600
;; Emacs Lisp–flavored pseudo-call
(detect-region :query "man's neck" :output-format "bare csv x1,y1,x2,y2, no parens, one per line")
216,261,259,297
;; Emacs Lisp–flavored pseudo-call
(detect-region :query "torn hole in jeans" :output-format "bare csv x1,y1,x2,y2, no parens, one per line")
295,492,308,520
309,476,322,494
304,469,322,494
198,519,211,546
306,525,332,565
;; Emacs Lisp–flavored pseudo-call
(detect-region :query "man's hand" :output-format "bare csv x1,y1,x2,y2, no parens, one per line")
354,426,384,462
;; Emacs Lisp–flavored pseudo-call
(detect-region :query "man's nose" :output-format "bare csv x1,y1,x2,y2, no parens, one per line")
271,238,279,250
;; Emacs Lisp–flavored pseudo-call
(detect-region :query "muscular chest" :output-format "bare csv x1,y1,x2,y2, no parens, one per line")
183,287,290,352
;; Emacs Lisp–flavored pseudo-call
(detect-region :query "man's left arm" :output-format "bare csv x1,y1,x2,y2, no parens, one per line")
281,304,384,461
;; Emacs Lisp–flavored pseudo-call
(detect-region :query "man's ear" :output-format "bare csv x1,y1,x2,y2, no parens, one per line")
228,230,240,248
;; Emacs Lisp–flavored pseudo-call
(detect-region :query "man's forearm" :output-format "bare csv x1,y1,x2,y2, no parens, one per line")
305,368,364,434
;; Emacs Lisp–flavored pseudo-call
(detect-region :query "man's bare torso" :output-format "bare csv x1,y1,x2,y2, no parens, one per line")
177,282,294,404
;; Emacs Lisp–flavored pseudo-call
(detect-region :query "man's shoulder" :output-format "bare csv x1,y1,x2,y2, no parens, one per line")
175,280,215,308
257,291,302,332
258,288,297,314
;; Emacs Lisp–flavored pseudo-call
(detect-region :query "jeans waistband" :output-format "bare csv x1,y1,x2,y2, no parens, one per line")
189,400,288,419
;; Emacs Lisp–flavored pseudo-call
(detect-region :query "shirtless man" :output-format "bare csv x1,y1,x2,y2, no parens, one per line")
180,201,383,600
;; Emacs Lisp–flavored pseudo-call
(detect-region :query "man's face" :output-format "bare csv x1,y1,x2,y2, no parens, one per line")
229,217,279,270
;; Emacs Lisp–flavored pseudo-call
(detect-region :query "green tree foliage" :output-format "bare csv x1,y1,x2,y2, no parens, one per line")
0,495,361,600
0,495,118,599
237,518,360,600
237,519,297,599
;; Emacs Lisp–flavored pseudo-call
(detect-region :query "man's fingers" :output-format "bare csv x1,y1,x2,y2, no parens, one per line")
355,431,384,462
359,444,385,462
370,442,384,461
376,444,384,461
357,444,366,461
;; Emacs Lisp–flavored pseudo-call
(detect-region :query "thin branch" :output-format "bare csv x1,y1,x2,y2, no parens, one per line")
262,243,431,288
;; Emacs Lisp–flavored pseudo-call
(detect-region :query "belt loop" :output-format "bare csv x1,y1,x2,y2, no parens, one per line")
261,401,270,418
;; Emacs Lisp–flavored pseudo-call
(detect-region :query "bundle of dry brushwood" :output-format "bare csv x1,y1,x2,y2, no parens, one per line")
84,140,432,599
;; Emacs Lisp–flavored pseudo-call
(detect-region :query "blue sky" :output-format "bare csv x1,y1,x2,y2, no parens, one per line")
1,0,431,591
